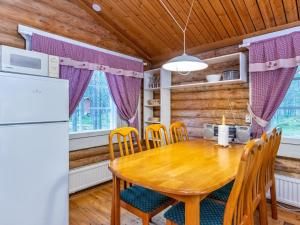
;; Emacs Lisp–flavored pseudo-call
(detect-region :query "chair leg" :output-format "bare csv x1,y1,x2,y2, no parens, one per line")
110,190,115,225
259,192,268,225
166,219,176,225
142,214,150,225
270,176,278,220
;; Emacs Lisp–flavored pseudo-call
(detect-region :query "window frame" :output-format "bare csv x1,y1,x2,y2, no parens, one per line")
271,74,300,142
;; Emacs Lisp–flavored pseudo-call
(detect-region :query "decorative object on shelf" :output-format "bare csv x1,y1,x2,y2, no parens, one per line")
160,0,208,75
148,76,160,89
206,74,221,82
222,70,239,80
148,99,160,106
218,115,230,147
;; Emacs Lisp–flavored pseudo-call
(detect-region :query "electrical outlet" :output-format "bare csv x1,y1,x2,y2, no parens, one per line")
245,114,251,123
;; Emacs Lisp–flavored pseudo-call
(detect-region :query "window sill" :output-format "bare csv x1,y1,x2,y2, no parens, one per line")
281,137,300,145
69,129,111,140
278,137,300,159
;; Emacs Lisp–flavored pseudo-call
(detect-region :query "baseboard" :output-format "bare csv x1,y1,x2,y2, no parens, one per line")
69,160,112,194
267,174,300,208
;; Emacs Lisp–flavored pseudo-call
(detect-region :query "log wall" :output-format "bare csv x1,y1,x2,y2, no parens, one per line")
154,46,250,138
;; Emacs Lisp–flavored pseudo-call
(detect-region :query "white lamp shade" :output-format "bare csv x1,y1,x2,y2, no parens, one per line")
162,54,208,73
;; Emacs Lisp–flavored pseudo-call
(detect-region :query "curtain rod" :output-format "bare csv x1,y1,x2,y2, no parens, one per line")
240,26,300,48
18,24,143,63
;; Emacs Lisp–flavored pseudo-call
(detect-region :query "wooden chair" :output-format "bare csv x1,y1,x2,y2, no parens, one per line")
109,127,174,225
164,139,267,225
170,121,189,143
145,124,170,150
261,128,282,220
208,132,271,225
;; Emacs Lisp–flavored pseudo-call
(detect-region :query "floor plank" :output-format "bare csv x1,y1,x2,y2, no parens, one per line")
69,182,300,225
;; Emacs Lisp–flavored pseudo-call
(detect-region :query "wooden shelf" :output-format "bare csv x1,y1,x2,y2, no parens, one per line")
144,104,160,107
144,120,161,124
203,52,240,65
169,79,246,89
144,87,160,91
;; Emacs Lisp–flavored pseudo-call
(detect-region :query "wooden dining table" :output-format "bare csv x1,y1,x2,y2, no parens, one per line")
109,139,245,225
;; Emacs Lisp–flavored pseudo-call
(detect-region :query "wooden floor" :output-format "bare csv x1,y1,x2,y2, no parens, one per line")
70,182,300,225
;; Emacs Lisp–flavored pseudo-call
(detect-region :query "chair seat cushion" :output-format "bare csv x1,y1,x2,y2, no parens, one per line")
164,198,225,225
120,185,172,213
208,181,234,202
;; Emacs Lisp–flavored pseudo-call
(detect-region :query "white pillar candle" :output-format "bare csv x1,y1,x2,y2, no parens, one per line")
218,125,229,146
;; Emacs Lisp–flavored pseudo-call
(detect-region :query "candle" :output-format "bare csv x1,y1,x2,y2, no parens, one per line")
222,115,226,125
218,115,229,146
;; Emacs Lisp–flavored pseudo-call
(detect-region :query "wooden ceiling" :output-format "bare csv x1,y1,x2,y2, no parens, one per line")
75,0,300,64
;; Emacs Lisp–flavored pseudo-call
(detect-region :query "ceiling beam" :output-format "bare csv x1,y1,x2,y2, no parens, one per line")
71,0,151,61
151,21,300,67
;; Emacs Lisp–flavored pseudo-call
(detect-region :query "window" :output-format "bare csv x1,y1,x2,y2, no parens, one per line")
271,68,300,139
69,71,117,133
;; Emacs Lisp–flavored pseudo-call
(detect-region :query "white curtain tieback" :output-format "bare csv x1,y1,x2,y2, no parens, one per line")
247,103,269,127
128,109,138,124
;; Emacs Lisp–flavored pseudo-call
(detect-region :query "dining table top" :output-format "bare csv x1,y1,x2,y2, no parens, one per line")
109,139,245,196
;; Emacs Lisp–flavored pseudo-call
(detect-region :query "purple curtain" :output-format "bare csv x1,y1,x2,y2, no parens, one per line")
106,74,141,128
249,32,300,137
31,34,143,126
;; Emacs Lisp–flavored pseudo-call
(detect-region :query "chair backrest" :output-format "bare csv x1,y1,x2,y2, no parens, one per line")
169,121,189,143
145,124,169,150
223,139,266,225
261,128,282,187
109,127,142,160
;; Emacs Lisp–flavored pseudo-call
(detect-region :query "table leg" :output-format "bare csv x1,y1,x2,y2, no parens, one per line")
111,175,120,225
185,197,200,225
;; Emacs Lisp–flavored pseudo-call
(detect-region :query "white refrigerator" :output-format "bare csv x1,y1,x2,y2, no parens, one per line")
0,72,69,225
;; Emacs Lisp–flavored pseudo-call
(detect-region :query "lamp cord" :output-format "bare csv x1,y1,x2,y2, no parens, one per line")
159,0,196,54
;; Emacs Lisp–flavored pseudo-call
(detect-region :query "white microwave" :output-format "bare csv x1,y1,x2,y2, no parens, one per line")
0,45,59,77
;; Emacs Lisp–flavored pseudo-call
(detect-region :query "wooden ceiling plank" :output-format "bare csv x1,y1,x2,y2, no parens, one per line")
198,0,229,39
219,0,246,35
151,20,300,65
192,0,222,41
269,0,287,25
180,0,211,45
127,0,183,51
242,0,265,31
139,1,185,48
91,0,163,56
231,0,256,33
208,0,238,37
256,0,276,28
283,0,299,23
106,0,175,54
185,6,215,43
165,0,205,46
71,0,150,60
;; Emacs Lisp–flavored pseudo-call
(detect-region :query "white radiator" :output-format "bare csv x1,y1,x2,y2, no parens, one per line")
69,160,112,194
267,174,300,208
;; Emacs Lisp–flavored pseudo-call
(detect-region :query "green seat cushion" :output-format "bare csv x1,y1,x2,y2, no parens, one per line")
208,181,234,202
164,198,225,225
120,186,171,213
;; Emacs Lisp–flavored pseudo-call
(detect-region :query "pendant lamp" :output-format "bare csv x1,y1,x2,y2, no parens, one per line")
160,0,208,75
